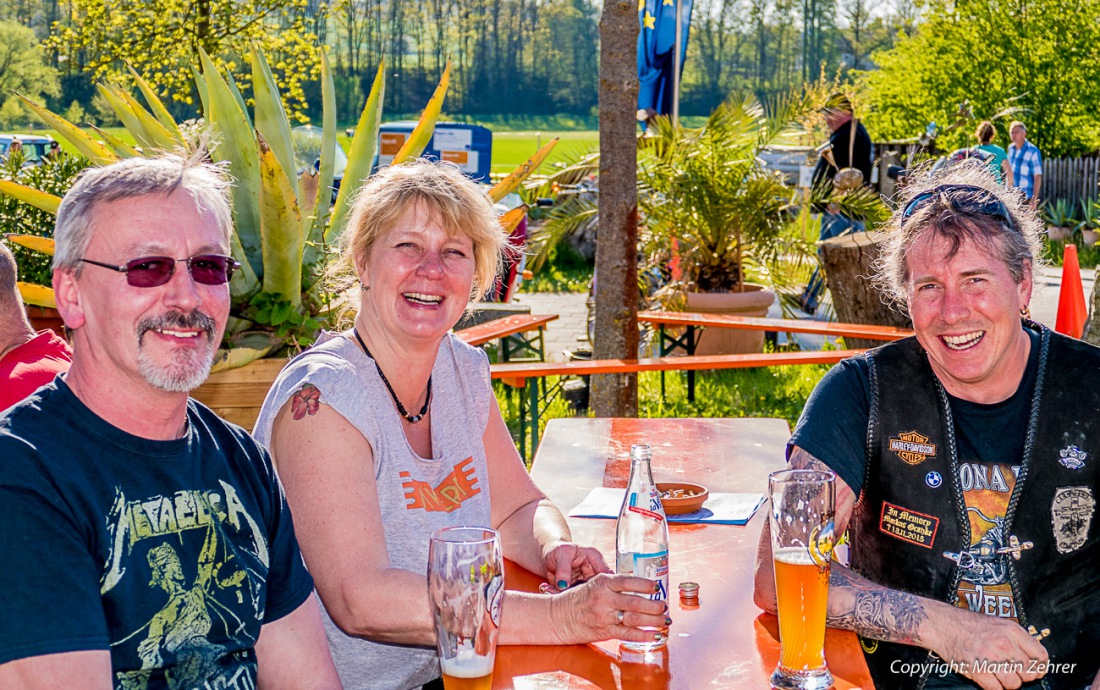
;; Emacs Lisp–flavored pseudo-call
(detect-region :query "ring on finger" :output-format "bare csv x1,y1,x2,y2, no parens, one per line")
616,610,625,625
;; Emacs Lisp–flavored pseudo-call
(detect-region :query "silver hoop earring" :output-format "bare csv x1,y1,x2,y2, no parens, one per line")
360,281,369,292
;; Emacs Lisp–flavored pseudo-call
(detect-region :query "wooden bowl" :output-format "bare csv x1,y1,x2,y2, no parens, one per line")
657,482,709,515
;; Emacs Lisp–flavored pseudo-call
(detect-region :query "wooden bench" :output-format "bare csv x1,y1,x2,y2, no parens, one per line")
638,310,912,400
637,310,913,341
490,348,865,459
455,313,559,362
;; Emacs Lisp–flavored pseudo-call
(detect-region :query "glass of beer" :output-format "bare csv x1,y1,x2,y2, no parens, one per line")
768,469,836,690
428,527,504,690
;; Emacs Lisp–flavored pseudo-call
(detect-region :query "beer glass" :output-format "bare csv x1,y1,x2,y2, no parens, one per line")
428,527,504,690
768,469,836,690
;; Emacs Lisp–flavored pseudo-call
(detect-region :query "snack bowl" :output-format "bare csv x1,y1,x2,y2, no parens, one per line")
656,482,709,515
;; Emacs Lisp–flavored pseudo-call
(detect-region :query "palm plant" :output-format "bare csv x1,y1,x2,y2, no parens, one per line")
528,94,888,306
2,49,554,371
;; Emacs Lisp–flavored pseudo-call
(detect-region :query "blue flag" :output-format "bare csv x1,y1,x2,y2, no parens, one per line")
637,0,694,117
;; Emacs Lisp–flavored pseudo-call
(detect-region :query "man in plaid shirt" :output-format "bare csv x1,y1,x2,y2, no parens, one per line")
1008,120,1043,209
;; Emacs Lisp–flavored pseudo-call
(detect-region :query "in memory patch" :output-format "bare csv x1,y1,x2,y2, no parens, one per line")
888,430,938,465
879,501,939,548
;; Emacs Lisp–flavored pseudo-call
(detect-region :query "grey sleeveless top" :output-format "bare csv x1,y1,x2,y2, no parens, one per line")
253,331,493,690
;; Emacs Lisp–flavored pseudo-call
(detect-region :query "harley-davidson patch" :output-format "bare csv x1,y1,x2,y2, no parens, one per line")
889,430,938,465
1051,486,1095,554
1058,445,1087,470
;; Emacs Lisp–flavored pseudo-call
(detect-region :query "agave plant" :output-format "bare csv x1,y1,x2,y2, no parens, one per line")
2,49,556,372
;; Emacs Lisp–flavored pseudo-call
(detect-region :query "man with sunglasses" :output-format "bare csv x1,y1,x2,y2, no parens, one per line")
0,155,340,689
756,165,1100,690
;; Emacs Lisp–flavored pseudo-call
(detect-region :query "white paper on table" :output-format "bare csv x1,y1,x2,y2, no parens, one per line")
567,487,765,525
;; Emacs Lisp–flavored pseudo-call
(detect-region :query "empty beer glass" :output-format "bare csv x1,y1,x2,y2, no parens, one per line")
768,469,836,690
428,527,504,690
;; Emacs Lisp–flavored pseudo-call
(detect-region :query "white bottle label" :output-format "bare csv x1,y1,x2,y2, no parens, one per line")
626,550,669,602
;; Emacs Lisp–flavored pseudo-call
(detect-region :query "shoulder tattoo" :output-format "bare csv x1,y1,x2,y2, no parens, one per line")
290,383,321,420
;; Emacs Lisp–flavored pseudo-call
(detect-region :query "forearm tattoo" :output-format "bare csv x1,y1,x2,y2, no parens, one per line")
828,568,927,645
788,448,833,473
787,448,927,645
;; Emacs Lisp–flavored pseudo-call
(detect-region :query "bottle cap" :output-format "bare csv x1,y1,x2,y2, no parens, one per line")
678,582,699,600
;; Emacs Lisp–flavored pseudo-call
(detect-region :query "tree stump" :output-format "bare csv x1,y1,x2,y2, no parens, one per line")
1085,275,1100,346
822,231,913,349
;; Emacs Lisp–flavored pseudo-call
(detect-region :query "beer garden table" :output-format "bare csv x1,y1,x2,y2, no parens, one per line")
493,417,874,689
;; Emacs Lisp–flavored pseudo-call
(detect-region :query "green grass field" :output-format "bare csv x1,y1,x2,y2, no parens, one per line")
19,125,597,177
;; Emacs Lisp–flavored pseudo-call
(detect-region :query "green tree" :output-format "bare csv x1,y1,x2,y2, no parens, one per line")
44,0,325,116
861,0,1100,157
0,20,59,125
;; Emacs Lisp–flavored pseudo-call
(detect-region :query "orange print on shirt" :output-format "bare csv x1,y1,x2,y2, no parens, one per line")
401,458,481,512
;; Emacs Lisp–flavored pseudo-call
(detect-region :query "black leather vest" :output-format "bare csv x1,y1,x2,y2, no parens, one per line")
851,324,1100,690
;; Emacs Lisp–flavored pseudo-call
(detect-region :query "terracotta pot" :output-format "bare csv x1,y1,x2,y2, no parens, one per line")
191,357,289,432
681,285,776,355
1047,226,1073,242
25,305,66,338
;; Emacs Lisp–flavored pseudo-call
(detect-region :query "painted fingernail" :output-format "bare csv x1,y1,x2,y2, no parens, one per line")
665,616,673,626
557,580,568,589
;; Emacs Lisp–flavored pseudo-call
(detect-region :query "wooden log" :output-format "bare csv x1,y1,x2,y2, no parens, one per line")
820,231,913,349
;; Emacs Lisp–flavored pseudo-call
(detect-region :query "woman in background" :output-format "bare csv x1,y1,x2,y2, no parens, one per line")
975,120,1014,186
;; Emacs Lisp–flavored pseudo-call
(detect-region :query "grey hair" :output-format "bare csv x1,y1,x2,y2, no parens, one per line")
875,161,1045,306
53,153,233,272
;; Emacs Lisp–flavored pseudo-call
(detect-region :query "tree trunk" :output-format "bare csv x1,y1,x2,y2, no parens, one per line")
1084,273,1100,345
591,0,639,418
822,231,913,349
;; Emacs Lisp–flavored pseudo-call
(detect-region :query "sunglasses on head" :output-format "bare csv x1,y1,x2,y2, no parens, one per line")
901,184,1016,232
80,254,240,288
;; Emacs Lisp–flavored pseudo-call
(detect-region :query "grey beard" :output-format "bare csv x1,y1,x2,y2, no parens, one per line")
136,310,218,392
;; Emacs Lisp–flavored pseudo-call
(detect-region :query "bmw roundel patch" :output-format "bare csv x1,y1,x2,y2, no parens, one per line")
925,471,943,488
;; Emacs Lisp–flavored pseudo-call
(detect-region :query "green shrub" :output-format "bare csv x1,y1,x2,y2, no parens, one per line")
0,152,88,286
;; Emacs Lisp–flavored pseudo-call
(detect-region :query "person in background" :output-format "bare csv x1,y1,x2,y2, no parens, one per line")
755,163,1100,690
799,94,874,314
1008,121,1043,209
0,154,341,689
974,120,1014,187
45,140,61,160
0,244,72,412
254,159,669,690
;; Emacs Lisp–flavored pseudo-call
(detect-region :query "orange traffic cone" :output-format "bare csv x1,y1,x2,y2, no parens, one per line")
1055,243,1088,338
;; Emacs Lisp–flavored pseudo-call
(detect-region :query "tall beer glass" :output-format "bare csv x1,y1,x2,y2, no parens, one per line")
428,527,504,690
768,469,836,690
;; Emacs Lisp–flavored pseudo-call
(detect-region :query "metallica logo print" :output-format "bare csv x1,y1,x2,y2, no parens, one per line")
103,483,269,690
946,463,1021,621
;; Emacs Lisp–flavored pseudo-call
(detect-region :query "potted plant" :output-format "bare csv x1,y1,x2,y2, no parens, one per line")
640,95,892,353
1042,199,1076,242
1077,198,1099,246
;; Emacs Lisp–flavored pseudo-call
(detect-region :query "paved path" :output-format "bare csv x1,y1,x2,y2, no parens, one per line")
510,265,1095,359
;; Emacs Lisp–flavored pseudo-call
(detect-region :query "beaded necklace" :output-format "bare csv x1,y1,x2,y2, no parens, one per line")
352,328,431,424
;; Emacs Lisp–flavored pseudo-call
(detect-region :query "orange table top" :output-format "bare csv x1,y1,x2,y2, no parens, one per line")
494,417,874,689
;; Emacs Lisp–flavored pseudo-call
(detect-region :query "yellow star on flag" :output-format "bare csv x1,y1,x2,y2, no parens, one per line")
638,0,645,10
643,10,656,28
663,0,674,5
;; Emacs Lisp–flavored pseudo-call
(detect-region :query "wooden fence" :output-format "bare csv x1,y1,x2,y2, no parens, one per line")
1035,156,1099,208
